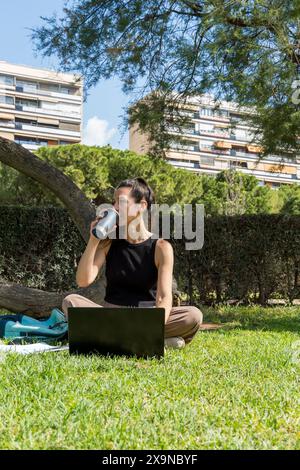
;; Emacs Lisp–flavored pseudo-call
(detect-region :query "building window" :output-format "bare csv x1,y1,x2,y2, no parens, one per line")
0,118,14,127
40,83,60,93
217,160,229,169
199,141,214,152
170,139,198,151
231,160,248,169
16,79,38,92
16,98,39,108
60,86,76,95
0,94,14,105
199,123,214,132
58,103,80,115
15,118,37,125
200,107,229,118
218,109,229,117
200,156,215,166
200,107,213,116
14,135,48,146
0,74,14,86
40,101,59,110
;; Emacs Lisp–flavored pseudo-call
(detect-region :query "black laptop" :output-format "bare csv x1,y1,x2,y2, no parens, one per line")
67,307,165,359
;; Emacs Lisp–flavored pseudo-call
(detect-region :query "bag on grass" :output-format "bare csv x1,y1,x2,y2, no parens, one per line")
0,309,68,344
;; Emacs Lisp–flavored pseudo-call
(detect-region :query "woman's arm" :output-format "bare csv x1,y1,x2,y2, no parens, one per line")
76,237,102,287
76,216,112,288
155,239,174,324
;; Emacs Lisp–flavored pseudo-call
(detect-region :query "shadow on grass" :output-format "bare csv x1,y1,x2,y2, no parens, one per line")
199,305,300,333
1,306,299,336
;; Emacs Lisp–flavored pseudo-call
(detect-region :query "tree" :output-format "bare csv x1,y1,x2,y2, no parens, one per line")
0,143,205,208
0,143,276,216
278,184,300,214
30,0,300,159
0,137,101,316
0,140,203,315
199,170,272,215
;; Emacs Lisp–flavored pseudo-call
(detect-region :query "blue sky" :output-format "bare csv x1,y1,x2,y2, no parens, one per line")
1,0,130,149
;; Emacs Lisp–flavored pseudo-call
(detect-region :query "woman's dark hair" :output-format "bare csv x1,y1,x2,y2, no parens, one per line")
115,177,156,228
115,177,155,211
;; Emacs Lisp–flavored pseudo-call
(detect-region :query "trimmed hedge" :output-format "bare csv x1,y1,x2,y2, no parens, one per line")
0,206,84,292
172,214,300,305
0,206,299,305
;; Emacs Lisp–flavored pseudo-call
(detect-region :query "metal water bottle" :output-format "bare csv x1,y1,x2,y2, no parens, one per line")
92,208,119,240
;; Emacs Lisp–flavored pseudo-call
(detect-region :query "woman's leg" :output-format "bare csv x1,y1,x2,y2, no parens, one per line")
164,305,203,345
62,293,138,319
61,293,123,319
62,294,102,319
62,295,203,344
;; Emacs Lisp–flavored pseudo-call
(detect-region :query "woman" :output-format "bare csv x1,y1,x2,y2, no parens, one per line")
62,177,203,349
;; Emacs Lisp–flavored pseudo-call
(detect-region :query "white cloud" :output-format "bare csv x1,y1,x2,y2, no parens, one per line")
82,116,117,146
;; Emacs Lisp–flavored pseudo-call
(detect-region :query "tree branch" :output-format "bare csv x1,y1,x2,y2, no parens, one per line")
0,137,108,316
0,137,94,242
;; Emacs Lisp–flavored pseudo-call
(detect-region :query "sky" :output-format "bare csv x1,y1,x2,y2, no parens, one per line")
0,0,130,149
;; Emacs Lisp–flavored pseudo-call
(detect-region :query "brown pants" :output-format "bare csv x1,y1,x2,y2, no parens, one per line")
62,294,203,345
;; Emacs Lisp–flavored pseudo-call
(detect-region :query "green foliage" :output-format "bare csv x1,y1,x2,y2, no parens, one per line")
0,144,283,215
0,206,299,305
0,206,84,291
172,214,300,305
31,0,300,158
278,184,300,215
200,170,272,215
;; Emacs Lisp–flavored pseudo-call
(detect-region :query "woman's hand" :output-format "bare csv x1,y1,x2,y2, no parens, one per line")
89,215,104,240
89,212,117,241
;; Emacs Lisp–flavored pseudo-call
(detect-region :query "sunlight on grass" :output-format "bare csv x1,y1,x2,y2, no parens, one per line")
0,306,299,449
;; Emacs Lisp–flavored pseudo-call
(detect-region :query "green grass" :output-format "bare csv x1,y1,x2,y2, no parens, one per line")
0,306,299,450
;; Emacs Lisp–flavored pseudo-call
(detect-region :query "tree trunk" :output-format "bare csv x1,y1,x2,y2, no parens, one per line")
0,279,106,318
0,137,106,317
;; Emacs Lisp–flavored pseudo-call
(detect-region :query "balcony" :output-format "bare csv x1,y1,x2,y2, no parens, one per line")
169,160,200,169
170,143,197,152
199,128,229,137
199,146,231,156
168,125,240,140
247,144,263,153
170,143,242,157
230,162,248,169
19,143,43,151
15,123,80,138
230,149,248,157
0,83,14,92
182,128,199,136
194,112,230,122
15,140,49,150
236,167,296,180
229,149,296,165
15,85,81,101
167,126,199,136
215,140,232,150
0,120,14,129
15,104,81,119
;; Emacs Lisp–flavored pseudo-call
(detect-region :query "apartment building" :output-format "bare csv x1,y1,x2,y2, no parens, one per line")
0,61,83,151
129,93,300,187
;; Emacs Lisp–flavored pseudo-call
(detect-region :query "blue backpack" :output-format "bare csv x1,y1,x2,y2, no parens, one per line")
0,308,68,344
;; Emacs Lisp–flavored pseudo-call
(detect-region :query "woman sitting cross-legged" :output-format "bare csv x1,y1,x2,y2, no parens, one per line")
62,177,203,350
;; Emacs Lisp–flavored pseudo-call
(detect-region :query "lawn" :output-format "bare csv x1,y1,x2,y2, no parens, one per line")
0,306,299,450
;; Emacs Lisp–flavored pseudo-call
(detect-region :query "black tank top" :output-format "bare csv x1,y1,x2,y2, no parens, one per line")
104,232,159,306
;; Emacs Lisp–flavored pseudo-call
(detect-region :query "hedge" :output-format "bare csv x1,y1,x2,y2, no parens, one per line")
0,206,299,305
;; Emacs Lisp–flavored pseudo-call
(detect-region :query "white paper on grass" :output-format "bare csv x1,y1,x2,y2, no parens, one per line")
0,342,69,355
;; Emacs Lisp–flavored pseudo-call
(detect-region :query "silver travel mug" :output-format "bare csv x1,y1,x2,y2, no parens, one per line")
92,208,119,240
